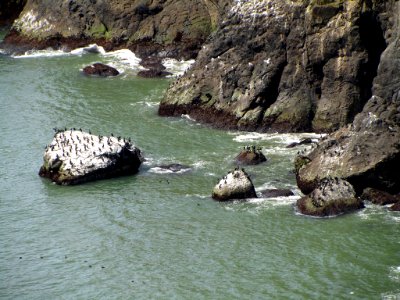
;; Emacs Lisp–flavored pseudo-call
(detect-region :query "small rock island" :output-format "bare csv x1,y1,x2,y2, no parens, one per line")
39,129,143,185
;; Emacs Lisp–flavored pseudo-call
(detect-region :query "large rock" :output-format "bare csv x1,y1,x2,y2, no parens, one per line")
295,2,400,195
160,0,394,133
212,169,257,201
39,130,143,185
83,63,119,77
1,0,232,58
361,188,400,206
235,146,267,165
296,177,364,217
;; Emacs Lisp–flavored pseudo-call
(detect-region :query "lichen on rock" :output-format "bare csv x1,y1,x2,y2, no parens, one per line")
39,130,143,185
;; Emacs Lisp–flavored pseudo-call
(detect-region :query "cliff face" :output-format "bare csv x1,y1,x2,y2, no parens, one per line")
296,0,400,195
3,0,231,58
160,0,392,133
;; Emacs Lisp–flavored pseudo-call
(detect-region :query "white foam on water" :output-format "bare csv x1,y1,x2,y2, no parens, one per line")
148,166,191,175
12,49,70,58
162,58,195,77
70,44,106,55
130,101,159,108
231,131,324,144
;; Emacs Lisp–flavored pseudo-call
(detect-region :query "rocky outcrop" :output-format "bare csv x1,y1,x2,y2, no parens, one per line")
296,177,364,217
361,188,400,206
1,0,231,58
212,169,256,201
295,0,400,195
83,63,119,77
235,146,267,165
39,130,143,185
390,202,400,212
160,0,393,133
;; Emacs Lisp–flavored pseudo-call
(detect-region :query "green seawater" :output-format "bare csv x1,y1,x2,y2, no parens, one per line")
0,29,399,299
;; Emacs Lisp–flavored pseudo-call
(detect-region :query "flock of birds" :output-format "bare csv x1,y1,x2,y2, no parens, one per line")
44,128,134,176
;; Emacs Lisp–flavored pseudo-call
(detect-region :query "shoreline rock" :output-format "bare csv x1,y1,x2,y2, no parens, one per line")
212,169,256,201
260,189,294,198
296,177,364,217
82,63,119,77
39,130,143,185
235,146,267,165
360,188,400,206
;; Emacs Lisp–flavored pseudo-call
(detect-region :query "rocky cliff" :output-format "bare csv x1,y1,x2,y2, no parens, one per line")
2,0,231,58
160,0,392,133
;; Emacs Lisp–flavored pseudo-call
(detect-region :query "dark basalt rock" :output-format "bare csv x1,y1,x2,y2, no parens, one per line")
235,146,267,165
286,138,313,148
212,169,256,201
296,177,364,217
1,0,232,59
390,202,400,211
155,163,191,173
39,130,143,185
137,69,172,78
83,63,119,77
160,1,394,133
260,189,294,198
361,188,400,205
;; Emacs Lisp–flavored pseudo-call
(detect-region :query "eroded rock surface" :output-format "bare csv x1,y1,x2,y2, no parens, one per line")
361,188,400,206
212,169,256,201
1,0,232,58
160,0,394,133
39,130,143,185
296,177,364,217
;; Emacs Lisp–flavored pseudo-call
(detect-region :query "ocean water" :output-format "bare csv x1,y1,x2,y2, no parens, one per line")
0,28,399,299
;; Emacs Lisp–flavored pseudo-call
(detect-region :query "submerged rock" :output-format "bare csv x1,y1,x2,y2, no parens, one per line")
151,163,191,174
83,63,119,77
361,188,400,206
296,177,364,217
212,169,256,201
235,146,267,165
260,189,294,198
39,130,143,185
286,138,313,148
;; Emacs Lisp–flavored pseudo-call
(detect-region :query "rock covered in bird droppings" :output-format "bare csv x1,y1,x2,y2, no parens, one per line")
296,177,364,217
39,129,143,185
212,169,257,201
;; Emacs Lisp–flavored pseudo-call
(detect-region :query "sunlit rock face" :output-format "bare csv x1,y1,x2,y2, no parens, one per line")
296,177,364,217
212,169,257,201
160,0,393,133
39,130,143,185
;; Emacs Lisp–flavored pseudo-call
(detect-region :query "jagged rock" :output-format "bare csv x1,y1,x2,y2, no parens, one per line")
286,138,313,148
235,146,267,165
137,56,172,77
361,188,400,205
39,130,143,185
260,189,294,198
160,1,394,133
1,0,232,59
390,202,400,212
296,177,364,217
82,63,119,77
212,169,256,201
295,4,400,195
